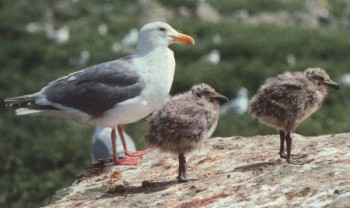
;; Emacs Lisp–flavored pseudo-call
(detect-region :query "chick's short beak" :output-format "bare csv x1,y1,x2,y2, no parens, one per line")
170,33,195,45
211,93,229,104
324,80,340,90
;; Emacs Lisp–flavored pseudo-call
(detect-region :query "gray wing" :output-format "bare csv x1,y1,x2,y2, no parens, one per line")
42,58,145,116
262,81,307,112
251,75,308,115
263,85,299,111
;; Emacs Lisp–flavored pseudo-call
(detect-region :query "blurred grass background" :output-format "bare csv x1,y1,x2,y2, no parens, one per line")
1,0,350,207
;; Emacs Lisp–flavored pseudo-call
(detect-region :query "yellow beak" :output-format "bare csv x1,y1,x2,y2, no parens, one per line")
170,33,195,45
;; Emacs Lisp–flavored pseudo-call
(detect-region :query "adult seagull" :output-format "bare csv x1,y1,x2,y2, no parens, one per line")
5,21,195,165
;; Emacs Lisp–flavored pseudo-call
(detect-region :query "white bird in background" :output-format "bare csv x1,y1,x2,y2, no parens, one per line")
212,33,222,45
339,73,350,86
111,41,122,53
91,127,136,163
98,24,108,36
43,5,69,44
26,22,41,33
69,50,90,67
286,54,297,67
220,87,249,115
54,26,70,44
196,0,220,22
45,24,70,44
111,28,139,53
26,22,69,44
121,28,139,49
199,49,221,65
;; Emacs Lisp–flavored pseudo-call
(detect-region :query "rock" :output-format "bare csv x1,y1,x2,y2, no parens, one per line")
44,133,350,207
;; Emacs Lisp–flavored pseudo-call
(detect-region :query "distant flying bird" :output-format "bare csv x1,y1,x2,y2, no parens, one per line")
5,22,195,166
144,83,227,182
91,127,136,163
220,87,248,115
249,68,339,164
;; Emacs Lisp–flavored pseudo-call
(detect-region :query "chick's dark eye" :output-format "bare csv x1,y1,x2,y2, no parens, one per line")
313,76,324,85
159,27,166,32
315,76,324,81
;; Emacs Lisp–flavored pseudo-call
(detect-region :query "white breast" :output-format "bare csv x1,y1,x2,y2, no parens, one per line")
136,48,175,107
90,48,176,127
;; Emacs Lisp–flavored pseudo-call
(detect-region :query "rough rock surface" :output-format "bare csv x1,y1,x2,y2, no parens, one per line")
45,133,350,207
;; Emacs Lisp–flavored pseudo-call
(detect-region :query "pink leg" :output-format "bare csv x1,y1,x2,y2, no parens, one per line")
111,128,118,164
111,127,140,166
117,125,151,157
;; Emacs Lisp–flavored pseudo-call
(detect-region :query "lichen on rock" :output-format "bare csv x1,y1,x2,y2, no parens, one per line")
45,133,350,207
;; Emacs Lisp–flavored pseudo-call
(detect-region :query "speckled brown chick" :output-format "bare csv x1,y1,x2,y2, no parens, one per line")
249,67,339,165
144,83,228,182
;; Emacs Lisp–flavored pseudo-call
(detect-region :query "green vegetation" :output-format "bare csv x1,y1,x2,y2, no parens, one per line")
207,0,305,15
1,1,350,207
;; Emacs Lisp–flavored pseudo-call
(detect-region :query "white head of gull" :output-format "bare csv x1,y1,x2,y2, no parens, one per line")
5,21,195,166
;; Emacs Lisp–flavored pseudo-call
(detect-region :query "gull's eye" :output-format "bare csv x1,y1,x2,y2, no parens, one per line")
159,27,166,32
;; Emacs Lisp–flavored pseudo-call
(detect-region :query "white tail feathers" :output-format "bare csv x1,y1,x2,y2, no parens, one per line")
16,108,42,115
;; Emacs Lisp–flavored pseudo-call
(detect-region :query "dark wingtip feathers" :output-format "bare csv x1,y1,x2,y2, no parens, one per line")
4,95,37,108
5,101,34,108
